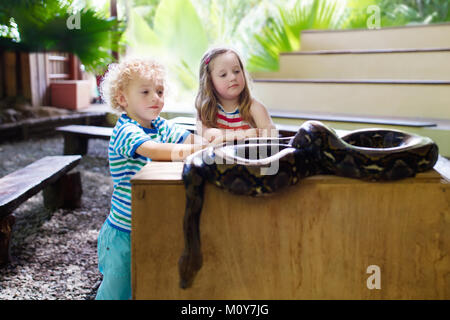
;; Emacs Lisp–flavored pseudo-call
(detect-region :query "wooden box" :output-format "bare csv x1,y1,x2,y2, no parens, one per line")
50,80,91,110
131,162,450,300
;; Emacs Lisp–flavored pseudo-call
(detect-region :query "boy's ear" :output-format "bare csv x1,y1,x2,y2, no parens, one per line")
116,91,127,108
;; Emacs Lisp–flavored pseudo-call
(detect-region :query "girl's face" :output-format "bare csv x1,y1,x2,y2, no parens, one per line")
118,76,164,128
209,52,245,104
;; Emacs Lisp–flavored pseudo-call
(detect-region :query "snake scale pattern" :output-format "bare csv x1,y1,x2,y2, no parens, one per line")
178,120,439,289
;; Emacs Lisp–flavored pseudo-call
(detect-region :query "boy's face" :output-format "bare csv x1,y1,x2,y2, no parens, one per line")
119,76,164,128
210,52,245,105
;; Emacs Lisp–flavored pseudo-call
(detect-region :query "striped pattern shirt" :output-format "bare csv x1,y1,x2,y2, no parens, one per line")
107,114,190,233
216,104,252,130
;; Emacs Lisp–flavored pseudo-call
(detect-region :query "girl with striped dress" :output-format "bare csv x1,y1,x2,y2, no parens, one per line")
195,47,277,144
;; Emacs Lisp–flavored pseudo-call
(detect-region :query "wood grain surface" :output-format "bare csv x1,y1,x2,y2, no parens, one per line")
0,155,81,216
131,162,450,299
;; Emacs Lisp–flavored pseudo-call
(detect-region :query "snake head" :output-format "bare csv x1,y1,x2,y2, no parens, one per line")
290,120,336,149
290,126,311,150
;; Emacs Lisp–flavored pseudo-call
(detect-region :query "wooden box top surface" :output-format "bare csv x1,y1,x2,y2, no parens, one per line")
131,160,448,186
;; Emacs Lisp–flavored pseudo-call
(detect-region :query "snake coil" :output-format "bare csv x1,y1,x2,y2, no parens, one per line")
178,120,438,289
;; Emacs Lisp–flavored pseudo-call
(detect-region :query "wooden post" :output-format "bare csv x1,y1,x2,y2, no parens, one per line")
43,52,50,105
43,171,82,210
29,53,50,107
0,215,15,266
20,52,32,101
29,53,39,107
4,51,17,97
62,133,88,155
68,53,81,80
110,0,119,61
0,51,4,99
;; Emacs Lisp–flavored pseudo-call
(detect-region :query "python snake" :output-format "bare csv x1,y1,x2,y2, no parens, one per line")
178,120,438,289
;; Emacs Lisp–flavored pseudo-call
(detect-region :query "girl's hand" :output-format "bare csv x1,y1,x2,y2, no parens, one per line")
246,128,260,138
203,128,223,143
209,135,226,146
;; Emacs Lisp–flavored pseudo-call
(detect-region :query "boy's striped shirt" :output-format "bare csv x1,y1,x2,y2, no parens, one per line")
216,104,252,130
107,113,190,233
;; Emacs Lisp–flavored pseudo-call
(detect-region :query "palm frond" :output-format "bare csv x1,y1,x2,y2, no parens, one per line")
0,0,124,73
247,0,346,72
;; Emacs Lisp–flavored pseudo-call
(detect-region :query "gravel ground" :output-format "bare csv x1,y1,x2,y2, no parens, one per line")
0,135,112,300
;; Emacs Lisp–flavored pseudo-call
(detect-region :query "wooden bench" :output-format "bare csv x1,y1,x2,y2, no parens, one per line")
56,122,197,155
0,155,82,266
56,125,113,155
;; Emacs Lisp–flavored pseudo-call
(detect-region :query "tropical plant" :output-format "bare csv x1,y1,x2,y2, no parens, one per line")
125,0,276,92
246,0,449,72
345,0,449,28
192,0,295,67
124,0,449,98
342,0,380,29
191,0,266,44
0,0,124,73
130,0,161,28
376,0,450,25
246,0,347,72
125,0,208,92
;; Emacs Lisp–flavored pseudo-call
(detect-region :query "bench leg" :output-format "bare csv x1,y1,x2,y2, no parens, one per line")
63,134,88,155
44,171,82,210
0,215,15,267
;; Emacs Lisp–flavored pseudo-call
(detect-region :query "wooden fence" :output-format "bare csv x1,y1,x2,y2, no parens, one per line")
0,51,81,106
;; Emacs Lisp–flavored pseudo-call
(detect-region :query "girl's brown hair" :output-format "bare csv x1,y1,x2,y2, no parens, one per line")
195,47,255,128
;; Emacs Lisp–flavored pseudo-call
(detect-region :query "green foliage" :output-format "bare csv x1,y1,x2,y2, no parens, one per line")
122,0,450,97
343,0,379,29
0,0,124,73
125,0,282,106
246,0,449,72
125,0,208,92
125,7,162,55
154,0,207,72
376,0,450,25
131,0,161,28
247,0,346,72
192,0,265,44
342,0,450,29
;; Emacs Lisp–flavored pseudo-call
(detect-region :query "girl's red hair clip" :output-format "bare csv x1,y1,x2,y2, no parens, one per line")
205,57,211,65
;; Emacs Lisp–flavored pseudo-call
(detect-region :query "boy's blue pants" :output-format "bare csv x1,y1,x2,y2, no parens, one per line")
95,221,131,300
